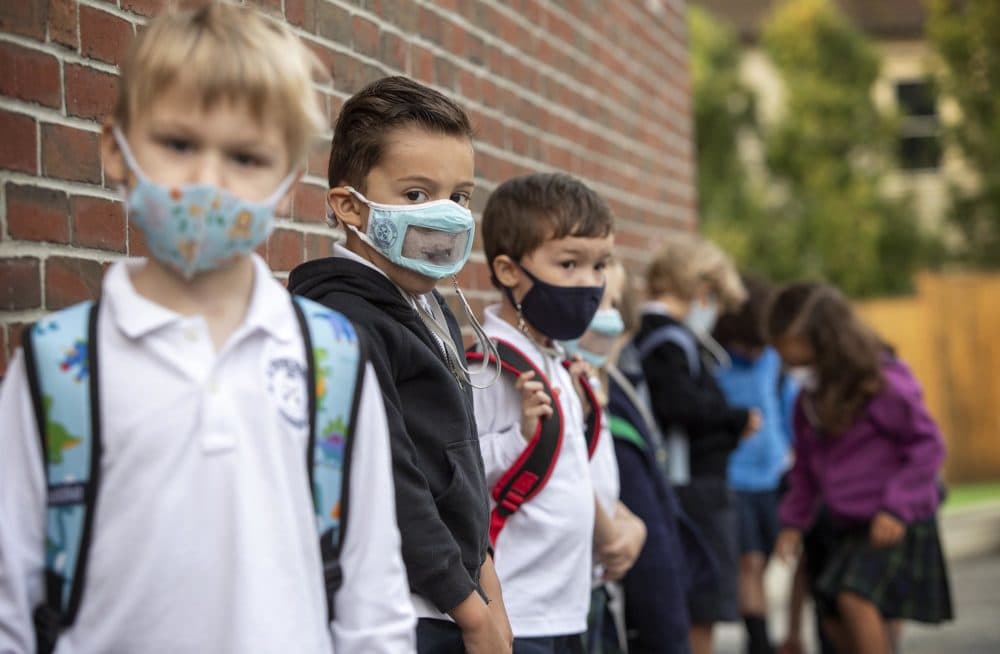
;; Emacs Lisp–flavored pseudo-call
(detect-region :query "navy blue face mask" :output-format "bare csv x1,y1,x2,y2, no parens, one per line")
505,264,605,341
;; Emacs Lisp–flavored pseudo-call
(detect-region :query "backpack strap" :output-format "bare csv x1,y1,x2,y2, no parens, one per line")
22,301,101,654
561,359,603,459
466,339,602,544
609,415,647,452
636,324,701,376
291,296,364,623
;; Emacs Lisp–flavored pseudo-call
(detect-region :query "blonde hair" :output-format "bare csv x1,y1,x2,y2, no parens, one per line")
646,233,746,311
114,3,329,167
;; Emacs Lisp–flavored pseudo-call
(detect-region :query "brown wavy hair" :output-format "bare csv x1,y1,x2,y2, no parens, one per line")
766,282,885,434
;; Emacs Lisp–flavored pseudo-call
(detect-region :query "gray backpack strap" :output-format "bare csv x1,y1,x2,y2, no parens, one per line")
636,325,701,377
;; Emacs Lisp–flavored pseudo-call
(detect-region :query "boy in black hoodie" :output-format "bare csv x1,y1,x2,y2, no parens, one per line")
289,76,511,654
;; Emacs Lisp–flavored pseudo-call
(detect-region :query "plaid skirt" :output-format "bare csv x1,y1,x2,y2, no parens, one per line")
813,516,954,624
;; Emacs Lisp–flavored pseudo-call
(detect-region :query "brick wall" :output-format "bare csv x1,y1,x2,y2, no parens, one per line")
0,0,695,375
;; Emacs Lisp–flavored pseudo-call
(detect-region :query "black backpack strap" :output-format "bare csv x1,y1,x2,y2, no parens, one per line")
22,301,102,654
467,340,566,544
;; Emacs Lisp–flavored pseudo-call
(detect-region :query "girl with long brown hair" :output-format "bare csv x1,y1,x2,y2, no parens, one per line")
768,282,952,654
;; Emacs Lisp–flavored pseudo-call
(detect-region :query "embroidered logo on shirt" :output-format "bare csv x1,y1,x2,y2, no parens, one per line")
266,357,308,428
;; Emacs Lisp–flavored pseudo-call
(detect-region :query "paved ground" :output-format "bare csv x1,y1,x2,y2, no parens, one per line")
715,551,1000,653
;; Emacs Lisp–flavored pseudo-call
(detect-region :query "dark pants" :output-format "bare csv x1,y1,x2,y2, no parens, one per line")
513,634,586,654
417,618,465,653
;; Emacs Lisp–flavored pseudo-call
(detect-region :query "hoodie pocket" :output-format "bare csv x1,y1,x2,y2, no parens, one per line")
435,439,490,569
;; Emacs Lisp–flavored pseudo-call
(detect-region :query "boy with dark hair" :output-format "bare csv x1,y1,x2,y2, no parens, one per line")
0,6,413,652
472,172,615,652
714,275,796,654
289,76,511,653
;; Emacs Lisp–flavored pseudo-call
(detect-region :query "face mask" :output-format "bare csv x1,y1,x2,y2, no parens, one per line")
559,308,627,368
343,187,474,280
506,264,604,341
113,127,293,280
685,298,719,336
788,365,819,392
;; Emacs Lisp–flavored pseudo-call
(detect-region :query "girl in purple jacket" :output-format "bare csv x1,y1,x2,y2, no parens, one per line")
768,282,952,654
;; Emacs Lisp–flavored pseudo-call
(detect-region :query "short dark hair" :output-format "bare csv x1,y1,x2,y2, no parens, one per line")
481,173,614,287
327,76,472,189
713,274,771,349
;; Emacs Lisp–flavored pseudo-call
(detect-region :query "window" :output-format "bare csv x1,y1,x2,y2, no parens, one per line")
896,79,941,171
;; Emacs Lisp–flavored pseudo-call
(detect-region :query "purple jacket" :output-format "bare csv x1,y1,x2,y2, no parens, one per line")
779,358,945,530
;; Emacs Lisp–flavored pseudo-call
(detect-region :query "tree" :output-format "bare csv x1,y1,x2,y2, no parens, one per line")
689,0,934,297
927,0,1000,266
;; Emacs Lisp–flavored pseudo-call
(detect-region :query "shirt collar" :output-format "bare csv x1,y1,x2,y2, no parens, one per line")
104,255,298,343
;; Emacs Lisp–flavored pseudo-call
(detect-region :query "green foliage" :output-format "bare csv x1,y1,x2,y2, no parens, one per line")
927,0,1000,266
690,0,936,297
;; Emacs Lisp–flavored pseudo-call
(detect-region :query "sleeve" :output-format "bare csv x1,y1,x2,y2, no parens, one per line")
332,363,416,653
471,375,528,489
872,370,946,523
614,441,686,647
366,335,478,614
0,351,48,652
777,400,820,530
642,341,749,437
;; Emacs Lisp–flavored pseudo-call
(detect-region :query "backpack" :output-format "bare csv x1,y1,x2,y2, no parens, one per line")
633,325,704,485
22,296,363,654
466,338,602,544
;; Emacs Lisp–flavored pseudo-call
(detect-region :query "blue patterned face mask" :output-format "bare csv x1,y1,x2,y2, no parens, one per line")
113,127,295,280
559,308,625,368
343,187,474,280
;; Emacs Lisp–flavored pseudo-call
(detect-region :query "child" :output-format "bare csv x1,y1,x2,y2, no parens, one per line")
769,282,953,654
472,172,614,652
713,275,796,654
0,5,414,653
287,76,511,653
637,234,756,654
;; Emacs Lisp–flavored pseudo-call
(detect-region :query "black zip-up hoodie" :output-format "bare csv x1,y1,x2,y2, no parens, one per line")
636,313,748,479
289,255,490,613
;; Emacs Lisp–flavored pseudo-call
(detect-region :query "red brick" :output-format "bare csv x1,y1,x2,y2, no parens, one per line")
0,259,42,310
0,2,48,40
246,0,282,14
352,15,380,58
6,184,71,245
308,148,330,179
0,326,7,378
71,195,127,252
41,124,102,184
380,30,409,72
266,228,304,271
0,110,37,175
292,183,328,224
127,221,152,258
80,6,134,67
315,2,351,45
0,42,61,109
65,64,119,120
121,0,164,18
305,232,336,260
49,0,78,49
284,0,315,30
45,257,104,309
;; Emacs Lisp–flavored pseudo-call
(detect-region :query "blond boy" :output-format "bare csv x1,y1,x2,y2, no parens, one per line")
0,6,413,652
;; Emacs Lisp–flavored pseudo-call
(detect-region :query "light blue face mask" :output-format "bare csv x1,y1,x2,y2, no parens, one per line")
559,308,626,368
113,127,294,280
344,187,474,280
685,298,719,336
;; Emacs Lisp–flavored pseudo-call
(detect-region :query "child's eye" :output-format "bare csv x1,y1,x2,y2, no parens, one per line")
405,190,429,203
560,260,577,270
595,261,608,271
231,151,267,167
450,192,471,208
160,137,195,154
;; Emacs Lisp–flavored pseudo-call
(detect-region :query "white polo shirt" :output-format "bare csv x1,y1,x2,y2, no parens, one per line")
471,305,595,638
0,256,415,653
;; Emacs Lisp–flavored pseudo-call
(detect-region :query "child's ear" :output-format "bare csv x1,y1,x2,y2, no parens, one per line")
100,121,128,188
491,254,521,290
328,186,365,229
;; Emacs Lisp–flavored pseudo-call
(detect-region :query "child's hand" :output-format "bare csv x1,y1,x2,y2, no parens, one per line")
869,511,905,548
774,528,802,565
598,504,647,581
741,409,763,437
515,370,552,441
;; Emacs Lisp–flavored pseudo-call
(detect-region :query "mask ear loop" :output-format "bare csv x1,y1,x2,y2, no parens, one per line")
450,277,502,389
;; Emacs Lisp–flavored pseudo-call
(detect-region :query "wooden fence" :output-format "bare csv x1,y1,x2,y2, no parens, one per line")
856,272,1000,483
